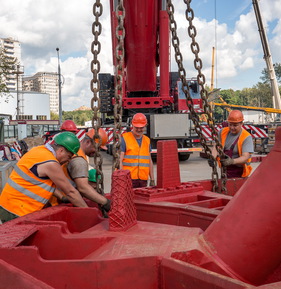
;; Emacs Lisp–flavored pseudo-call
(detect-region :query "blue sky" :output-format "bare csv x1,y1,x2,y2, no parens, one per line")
0,0,280,111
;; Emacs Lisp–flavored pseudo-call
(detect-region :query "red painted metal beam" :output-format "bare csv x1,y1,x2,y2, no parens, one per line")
201,126,281,285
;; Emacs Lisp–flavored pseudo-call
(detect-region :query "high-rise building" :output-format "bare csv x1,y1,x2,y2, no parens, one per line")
23,72,59,114
0,37,23,92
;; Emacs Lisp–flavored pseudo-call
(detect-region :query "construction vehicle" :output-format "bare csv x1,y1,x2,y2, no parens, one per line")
210,0,281,121
98,1,203,161
213,102,281,115
253,0,281,111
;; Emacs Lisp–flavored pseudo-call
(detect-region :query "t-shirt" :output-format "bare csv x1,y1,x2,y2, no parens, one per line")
219,129,254,159
67,157,89,179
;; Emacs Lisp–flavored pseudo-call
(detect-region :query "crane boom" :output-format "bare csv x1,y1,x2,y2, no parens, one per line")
252,0,281,109
213,102,281,114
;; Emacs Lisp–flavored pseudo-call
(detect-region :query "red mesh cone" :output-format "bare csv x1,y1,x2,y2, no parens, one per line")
109,170,137,231
157,140,181,188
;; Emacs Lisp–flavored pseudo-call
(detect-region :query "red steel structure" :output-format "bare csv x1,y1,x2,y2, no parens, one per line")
1,128,281,287
101,0,203,160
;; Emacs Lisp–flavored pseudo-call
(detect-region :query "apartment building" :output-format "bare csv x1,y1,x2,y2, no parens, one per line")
0,37,22,91
23,72,59,114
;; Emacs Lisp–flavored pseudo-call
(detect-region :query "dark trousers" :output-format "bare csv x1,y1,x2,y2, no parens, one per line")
132,179,147,188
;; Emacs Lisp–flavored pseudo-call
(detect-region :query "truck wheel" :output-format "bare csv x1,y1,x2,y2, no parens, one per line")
178,153,190,161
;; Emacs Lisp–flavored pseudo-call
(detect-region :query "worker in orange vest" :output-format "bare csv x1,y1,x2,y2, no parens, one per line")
61,128,111,212
208,110,253,178
120,113,155,188
0,132,88,224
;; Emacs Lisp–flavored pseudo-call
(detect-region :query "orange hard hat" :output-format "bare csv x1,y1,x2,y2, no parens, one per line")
60,120,78,132
86,128,108,150
227,110,244,123
132,113,147,127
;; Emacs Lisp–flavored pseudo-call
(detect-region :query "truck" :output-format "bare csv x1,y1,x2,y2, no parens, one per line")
98,0,203,161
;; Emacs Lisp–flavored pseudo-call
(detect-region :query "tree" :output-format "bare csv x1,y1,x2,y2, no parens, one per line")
260,63,281,84
50,111,59,120
62,110,95,126
0,47,17,95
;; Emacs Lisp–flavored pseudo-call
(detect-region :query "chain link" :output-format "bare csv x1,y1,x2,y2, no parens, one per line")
167,0,227,193
112,0,125,172
184,0,228,193
90,0,104,195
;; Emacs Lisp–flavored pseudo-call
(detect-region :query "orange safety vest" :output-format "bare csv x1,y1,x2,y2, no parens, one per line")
0,146,57,216
220,127,252,178
122,132,150,180
50,148,87,206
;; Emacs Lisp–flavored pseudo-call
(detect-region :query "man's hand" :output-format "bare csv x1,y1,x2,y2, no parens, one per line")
149,180,156,187
101,199,111,212
220,156,234,167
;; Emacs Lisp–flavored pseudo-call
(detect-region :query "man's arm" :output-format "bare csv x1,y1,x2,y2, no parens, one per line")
67,157,108,206
120,151,125,169
37,162,88,207
74,177,108,206
232,134,253,165
149,155,154,181
231,152,251,165
119,137,126,169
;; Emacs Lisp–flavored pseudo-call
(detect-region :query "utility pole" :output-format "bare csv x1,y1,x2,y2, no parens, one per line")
56,48,62,125
15,64,24,120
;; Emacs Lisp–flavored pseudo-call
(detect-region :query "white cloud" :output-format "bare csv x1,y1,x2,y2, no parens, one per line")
1,0,280,111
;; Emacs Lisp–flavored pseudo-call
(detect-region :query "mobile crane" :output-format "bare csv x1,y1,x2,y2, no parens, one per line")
252,0,281,110
99,0,203,161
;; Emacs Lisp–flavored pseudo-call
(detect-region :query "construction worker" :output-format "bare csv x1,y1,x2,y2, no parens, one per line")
0,132,88,224
209,110,253,178
120,113,155,188
60,120,78,133
43,120,78,144
88,168,101,189
61,128,111,212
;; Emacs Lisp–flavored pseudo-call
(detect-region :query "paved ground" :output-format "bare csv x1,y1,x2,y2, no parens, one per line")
90,151,261,193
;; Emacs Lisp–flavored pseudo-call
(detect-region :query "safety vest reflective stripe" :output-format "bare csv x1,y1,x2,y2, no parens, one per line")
13,165,55,193
124,155,150,159
221,127,252,177
123,162,150,167
0,145,58,216
122,132,150,180
7,178,49,204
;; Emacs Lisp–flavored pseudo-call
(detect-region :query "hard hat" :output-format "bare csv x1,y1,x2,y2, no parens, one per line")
60,120,78,132
227,110,244,123
54,132,80,155
132,113,147,127
86,128,108,150
88,169,101,183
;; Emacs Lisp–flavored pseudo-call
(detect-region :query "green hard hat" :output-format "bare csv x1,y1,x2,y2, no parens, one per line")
88,169,101,183
54,132,80,155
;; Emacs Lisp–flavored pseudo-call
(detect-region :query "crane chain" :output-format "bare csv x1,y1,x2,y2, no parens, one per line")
112,0,125,172
90,0,104,195
183,0,228,193
166,0,227,193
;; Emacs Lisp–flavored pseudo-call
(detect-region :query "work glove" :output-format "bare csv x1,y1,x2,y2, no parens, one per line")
220,155,234,167
208,158,216,168
149,180,156,187
61,196,70,203
101,199,111,213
